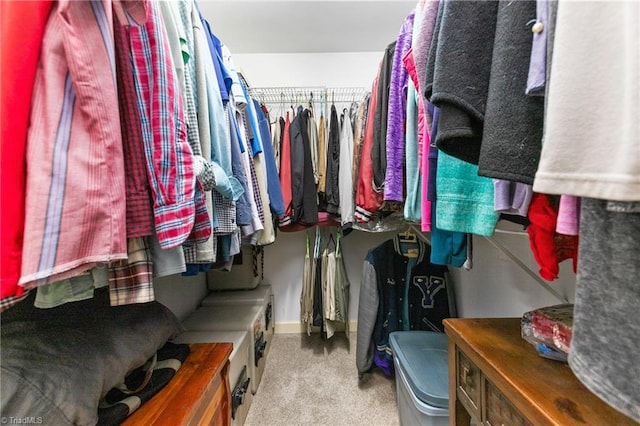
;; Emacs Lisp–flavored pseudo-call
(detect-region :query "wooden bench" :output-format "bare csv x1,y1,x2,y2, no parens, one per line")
122,342,233,426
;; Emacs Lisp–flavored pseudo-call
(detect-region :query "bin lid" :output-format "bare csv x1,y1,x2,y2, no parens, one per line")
389,331,449,409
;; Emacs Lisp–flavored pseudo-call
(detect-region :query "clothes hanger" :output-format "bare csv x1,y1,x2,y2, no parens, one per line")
398,226,419,258
279,92,285,119
397,226,418,243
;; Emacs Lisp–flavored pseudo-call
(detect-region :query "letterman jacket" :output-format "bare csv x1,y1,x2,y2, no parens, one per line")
356,236,453,375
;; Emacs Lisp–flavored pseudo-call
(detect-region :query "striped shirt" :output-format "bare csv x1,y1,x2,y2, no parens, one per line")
114,9,154,238
19,0,128,289
127,0,207,249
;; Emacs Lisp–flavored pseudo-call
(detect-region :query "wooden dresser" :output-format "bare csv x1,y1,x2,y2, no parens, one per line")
122,342,233,426
443,318,639,426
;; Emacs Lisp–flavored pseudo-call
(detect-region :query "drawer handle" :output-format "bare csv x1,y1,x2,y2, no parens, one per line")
462,366,474,387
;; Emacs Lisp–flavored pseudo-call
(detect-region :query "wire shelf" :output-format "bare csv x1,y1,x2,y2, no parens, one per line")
249,86,368,105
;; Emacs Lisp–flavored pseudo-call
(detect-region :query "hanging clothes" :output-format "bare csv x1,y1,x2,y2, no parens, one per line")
321,235,337,338
351,93,370,191
325,105,341,216
403,79,421,223
533,1,640,202
271,115,282,174
307,107,320,186
301,231,315,336
254,98,286,222
289,107,319,226
312,228,323,328
338,108,355,226
228,108,253,229
426,0,499,165
526,193,578,282
130,0,205,248
569,198,640,423
317,113,328,212
372,41,396,193
279,112,293,227
384,10,414,203
478,0,544,185
332,231,350,336
19,0,128,289
355,71,383,223
114,9,154,238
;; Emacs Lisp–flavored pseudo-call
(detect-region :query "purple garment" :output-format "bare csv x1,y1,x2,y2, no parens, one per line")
493,179,533,217
556,195,580,235
384,10,415,202
526,0,548,95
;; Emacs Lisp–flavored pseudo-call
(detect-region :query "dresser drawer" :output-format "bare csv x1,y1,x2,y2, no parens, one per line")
456,349,482,419
484,379,530,426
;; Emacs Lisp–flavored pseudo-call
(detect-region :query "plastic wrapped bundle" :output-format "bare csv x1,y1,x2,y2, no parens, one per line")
521,304,574,362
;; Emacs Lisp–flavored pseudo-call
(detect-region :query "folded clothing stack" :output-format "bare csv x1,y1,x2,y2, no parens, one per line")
521,304,574,362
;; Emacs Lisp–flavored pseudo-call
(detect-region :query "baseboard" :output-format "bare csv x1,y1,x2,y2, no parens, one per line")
275,320,358,334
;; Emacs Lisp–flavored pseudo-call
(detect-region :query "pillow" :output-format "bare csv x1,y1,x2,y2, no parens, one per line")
0,288,182,425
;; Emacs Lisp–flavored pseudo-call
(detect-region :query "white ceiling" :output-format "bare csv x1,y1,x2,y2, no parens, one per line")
197,1,417,54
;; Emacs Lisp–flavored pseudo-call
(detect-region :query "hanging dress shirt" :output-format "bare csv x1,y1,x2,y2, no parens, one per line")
20,0,127,289
128,0,203,249
235,111,263,237
254,99,286,220
228,107,253,228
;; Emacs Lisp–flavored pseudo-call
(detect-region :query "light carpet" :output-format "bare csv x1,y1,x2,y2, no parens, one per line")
245,332,399,426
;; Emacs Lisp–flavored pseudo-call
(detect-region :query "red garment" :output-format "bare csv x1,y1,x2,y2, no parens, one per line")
527,193,579,281
354,68,383,223
114,12,154,238
0,1,53,302
278,111,293,227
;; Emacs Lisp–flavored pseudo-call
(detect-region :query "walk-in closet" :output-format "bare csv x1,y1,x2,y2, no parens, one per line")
1,1,638,425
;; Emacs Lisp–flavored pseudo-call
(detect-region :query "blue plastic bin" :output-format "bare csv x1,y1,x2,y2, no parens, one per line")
389,331,449,426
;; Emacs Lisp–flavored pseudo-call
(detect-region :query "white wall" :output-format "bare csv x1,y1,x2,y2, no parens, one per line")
154,273,209,322
261,225,576,326
234,52,382,88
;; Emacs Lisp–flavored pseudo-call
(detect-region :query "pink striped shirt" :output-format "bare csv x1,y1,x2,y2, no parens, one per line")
20,0,127,288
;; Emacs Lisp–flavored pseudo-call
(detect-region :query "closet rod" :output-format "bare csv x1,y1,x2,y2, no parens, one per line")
250,86,368,104
483,235,570,303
